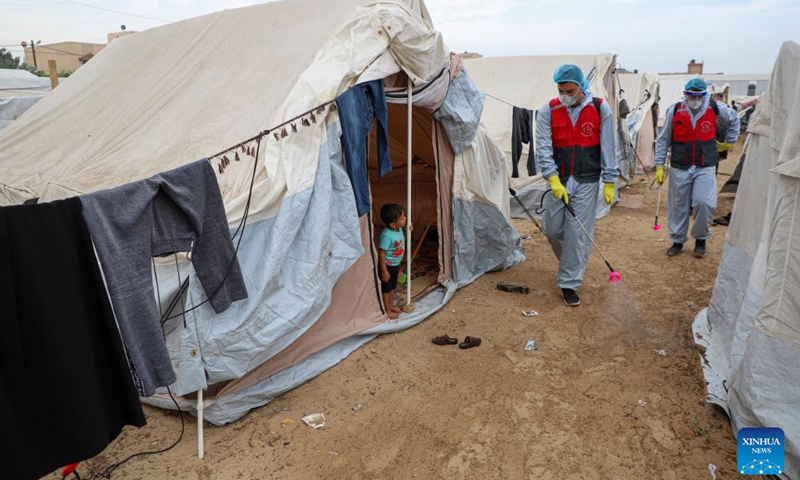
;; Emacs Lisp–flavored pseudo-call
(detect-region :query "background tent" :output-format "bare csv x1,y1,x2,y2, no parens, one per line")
0,69,51,132
618,72,659,172
0,0,523,425
693,40,800,477
464,54,628,219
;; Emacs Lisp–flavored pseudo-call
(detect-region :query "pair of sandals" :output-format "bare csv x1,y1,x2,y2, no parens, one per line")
431,335,481,349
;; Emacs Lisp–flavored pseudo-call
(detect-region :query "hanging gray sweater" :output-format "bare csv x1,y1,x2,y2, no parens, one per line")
80,159,248,396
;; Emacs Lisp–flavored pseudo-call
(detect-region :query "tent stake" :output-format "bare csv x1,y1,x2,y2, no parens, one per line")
197,389,204,459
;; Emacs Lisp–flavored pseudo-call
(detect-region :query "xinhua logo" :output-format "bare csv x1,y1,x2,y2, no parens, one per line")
738,427,784,475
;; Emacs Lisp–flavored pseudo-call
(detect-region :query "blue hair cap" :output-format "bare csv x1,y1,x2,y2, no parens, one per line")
554,64,589,91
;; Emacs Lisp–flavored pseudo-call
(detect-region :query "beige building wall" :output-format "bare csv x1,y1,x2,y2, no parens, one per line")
108,31,137,43
24,42,105,73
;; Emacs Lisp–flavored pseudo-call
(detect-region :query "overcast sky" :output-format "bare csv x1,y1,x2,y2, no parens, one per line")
1,0,796,74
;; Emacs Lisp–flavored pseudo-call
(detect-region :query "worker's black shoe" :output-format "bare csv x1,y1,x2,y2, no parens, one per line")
694,239,707,258
562,288,581,307
667,243,684,257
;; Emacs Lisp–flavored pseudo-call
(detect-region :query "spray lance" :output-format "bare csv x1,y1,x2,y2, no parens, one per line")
562,200,622,283
653,184,664,231
508,188,544,234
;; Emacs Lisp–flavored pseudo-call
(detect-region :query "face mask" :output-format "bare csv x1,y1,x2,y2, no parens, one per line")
687,99,703,110
559,94,579,107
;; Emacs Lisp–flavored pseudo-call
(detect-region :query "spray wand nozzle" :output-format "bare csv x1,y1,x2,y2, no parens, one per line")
561,198,621,283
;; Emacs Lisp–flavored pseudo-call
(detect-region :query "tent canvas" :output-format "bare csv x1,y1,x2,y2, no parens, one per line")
618,72,659,172
463,54,627,219
0,0,524,425
0,69,52,132
692,40,800,478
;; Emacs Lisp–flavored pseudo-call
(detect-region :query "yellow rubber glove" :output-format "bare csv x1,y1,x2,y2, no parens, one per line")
716,140,734,153
655,165,665,185
547,176,569,204
603,183,615,205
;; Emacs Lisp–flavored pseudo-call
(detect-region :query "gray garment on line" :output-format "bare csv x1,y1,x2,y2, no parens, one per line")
81,159,248,396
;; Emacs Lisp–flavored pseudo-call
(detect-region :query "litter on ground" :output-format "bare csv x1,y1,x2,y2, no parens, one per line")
302,413,326,429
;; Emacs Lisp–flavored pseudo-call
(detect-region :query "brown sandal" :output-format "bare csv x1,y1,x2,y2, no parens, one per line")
431,335,458,345
459,336,482,349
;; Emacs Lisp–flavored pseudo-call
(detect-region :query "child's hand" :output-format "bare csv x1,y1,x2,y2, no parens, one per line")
409,223,414,232
380,270,390,283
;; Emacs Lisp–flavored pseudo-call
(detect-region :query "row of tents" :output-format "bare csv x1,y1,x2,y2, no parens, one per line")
0,69,53,132
0,0,795,475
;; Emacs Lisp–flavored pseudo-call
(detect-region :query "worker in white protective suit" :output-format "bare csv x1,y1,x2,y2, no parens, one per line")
535,65,619,307
654,77,740,258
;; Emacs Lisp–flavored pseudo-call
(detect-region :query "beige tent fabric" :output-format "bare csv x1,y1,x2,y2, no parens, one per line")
434,121,455,283
463,54,617,192
636,109,656,170
767,41,800,179
0,0,446,220
754,41,800,347
618,73,659,171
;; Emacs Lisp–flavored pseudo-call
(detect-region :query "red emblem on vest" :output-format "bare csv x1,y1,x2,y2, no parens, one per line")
699,121,712,133
581,122,595,136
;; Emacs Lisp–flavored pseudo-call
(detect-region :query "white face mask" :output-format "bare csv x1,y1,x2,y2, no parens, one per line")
559,94,579,107
687,98,703,110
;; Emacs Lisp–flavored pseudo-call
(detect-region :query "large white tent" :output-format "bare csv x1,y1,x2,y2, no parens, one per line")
464,54,628,219
693,40,800,477
0,0,524,425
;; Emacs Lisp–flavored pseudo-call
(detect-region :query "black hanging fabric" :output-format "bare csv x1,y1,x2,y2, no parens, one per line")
0,197,146,480
511,106,536,177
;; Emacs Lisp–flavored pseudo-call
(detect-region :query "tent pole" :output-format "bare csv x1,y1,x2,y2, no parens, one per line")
197,389,204,459
406,83,413,306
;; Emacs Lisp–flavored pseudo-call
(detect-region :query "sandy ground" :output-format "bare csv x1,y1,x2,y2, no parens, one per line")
45,141,748,480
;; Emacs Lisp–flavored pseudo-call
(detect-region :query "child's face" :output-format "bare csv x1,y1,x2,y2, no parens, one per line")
392,212,407,229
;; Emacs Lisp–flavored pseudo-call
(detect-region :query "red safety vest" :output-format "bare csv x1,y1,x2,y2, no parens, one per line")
549,97,603,183
670,102,719,169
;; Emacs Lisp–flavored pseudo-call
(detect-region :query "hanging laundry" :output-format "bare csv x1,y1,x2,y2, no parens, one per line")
80,159,248,397
335,80,392,217
511,106,536,178
0,197,146,480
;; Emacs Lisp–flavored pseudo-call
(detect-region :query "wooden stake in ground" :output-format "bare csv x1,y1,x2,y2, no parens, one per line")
47,60,58,89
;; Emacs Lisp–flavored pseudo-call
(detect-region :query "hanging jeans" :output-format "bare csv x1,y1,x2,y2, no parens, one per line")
336,80,392,217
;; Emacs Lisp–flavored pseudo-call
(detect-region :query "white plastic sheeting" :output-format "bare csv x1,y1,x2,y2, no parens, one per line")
693,40,800,478
0,69,51,132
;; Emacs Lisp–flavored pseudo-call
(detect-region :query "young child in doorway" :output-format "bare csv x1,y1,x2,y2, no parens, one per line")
379,203,410,319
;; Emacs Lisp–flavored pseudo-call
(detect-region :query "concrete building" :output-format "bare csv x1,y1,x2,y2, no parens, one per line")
24,41,105,74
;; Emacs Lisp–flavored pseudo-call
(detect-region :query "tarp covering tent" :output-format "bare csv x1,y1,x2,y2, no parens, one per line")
463,54,627,219
693,40,800,477
0,0,524,425
618,72,659,172
0,69,51,131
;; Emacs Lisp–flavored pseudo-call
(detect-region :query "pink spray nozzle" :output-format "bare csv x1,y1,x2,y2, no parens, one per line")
653,224,662,231
608,271,622,283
